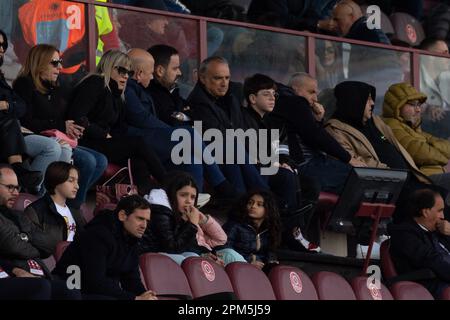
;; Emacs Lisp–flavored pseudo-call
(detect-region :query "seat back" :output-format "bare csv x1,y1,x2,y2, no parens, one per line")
225,262,276,300
13,193,39,211
351,276,393,300
390,12,425,46
54,241,71,263
181,257,235,299
440,286,450,300
390,281,434,300
268,265,318,300
361,5,394,36
139,253,192,300
380,239,398,280
311,271,356,300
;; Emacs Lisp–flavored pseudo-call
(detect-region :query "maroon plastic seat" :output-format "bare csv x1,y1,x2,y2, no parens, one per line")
351,276,393,300
390,281,434,300
268,265,318,300
390,12,425,46
316,192,339,229
440,286,450,300
225,262,276,300
99,163,122,184
311,271,356,300
42,256,56,272
54,241,71,263
139,253,193,300
181,257,235,299
12,193,39,211
361,4,394,36
380,239,398,280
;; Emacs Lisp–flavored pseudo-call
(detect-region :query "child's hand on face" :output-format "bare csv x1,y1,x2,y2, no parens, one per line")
184,206,200,225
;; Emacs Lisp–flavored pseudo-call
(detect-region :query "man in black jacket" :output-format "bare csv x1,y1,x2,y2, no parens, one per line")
269,73,356,194
53,194,157,300
389,188,450,298
0,164,80,299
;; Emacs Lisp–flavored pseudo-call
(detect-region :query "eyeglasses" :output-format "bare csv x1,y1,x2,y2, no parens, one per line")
258,91,279,99
0,42,7,51
49,59,63,67
406,100,423,108
0,182,21,193
115,66,134,78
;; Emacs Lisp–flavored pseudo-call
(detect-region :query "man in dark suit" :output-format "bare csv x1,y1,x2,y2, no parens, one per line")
389,188,450,298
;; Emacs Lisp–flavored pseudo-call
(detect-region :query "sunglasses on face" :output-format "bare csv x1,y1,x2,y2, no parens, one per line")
0,42,7,51
49,59,63,67
115,66,134,78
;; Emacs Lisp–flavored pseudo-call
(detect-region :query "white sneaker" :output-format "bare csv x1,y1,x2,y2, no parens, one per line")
197,193,211,208
293,227,321,253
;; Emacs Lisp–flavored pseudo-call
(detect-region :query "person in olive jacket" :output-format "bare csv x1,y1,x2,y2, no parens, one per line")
25,161,86,258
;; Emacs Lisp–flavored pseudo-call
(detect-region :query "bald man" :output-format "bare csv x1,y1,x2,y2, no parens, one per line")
331,0,390,44
124,49,238,199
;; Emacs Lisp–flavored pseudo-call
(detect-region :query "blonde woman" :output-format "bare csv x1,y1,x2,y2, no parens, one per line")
67,50,165,195
13,44,107,207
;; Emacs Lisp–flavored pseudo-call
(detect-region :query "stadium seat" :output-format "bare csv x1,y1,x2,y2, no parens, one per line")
389,12,425,46
316,192,339,230
268,265,318,300
390,281,434,300
99,163,122,184
440,286,450,300
12,193,38,211
181,257,235,300
351,276,393,300
225,262,276,300
42,256,56,272
139,253,193,300
311,271,356,300
54,241,71,263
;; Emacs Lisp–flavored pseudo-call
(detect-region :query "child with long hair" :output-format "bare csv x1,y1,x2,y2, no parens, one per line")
141,171,245,265
223,190,282,271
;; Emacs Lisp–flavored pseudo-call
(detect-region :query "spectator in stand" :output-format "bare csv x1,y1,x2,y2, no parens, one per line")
24,162,86,258
0,164,81,300
389,189,450,299
183,0,246,21
0,29,43,193
241,73,321,252
418,39,450,139
0,274,52,300
111,0,168,10
425,3,450,48
223,190,281,273
269,73,356,195
53,194,158,300
126,48,237,198
67,49,166,196
140,171,246,265
247,0,338,32
316,40,344,90
13,44,108,207
382,83,450,193
188,56,270,195
324,81,442,223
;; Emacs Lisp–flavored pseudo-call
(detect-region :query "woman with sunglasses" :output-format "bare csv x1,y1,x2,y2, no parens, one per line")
67,49,166,195
13,44,108,208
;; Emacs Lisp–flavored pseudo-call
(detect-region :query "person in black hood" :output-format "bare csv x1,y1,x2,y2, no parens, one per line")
53,194,157,300
325,81,447,223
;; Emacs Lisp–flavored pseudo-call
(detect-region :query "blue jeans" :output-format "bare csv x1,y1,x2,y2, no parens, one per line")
24,134,72,191
299,154,352,194
216,248,247,266
69,146,108,208
127,126,226,192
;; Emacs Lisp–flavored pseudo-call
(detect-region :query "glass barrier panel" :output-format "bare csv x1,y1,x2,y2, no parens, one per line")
208,22,306,90
114,7,199,98
419,54,450,139
316,40,406,118
1,0,88,87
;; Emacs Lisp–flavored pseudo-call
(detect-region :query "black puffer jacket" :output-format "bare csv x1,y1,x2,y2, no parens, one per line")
139,189,201,254
0,206,51,277
53,211,146,300
24,194,86,258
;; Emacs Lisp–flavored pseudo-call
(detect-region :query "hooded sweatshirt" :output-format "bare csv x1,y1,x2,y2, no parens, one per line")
383,82,450,176
332,81,409,170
